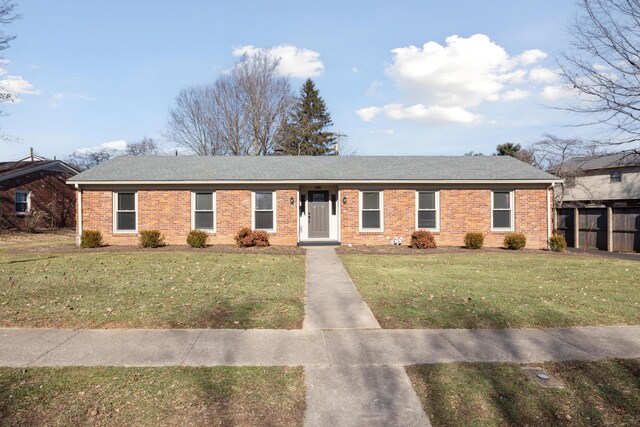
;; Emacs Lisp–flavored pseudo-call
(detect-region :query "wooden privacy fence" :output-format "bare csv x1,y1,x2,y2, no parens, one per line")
555,207,640,253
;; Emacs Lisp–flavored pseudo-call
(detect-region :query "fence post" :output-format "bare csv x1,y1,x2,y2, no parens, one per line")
574,207,580,249
607,206,613,252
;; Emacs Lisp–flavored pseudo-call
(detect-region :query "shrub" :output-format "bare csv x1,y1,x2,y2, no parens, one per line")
464,232,484,249
234,227,255,247
187,230,208,248
504,233,526,250
25,209,50,233
253,230,270,247
139,229,164,248
548,235,567,252
80,230,103,248
411,230,437,249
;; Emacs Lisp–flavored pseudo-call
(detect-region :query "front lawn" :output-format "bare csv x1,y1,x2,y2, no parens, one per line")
340,253,640,329
0,252,305,329
0,366,304,426
407,359,640,426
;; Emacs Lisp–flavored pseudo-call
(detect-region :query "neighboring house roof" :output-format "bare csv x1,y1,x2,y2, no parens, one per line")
563,150,640,172
68,155,560,184
0,159,79,183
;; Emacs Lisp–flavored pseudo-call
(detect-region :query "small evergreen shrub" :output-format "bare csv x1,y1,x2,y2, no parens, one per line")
253,230,270,247
548,235,567,252
411,230,437,249
504,233,526,250
187,230,208,248
234,227,255,247
139,229,164,248
80,230,103,248
464,232,484,249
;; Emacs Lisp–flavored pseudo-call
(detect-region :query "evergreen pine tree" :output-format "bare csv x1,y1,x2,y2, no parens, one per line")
281,79,339,155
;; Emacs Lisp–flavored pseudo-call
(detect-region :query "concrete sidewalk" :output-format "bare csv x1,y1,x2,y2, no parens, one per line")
2,325,639,368
303,246,380,330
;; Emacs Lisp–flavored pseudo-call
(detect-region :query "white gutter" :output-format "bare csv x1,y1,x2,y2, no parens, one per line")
67,179,563,185
75,184,82,247
547,184,553,248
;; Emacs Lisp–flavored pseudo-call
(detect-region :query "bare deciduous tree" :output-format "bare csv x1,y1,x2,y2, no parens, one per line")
560,0,640,150
126,136,162,156
527,134,599,205
65,148,116,171
165,52,294,156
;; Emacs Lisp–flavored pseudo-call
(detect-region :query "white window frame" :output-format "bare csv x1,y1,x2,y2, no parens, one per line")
191,191,216,232
251,190,276,232
113,191,138,233
359,190,384,232
491,190,515,232
416,190,440,232
14,190,31,215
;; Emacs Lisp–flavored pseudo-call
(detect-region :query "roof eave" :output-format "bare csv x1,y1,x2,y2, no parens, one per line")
67,178,562,185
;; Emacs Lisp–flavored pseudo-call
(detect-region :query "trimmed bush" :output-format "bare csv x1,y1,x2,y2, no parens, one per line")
234,227,255,247
548,235,567,252
80,230,103,248
464,232,484,249
187,230,208,248
139,229,164,248
411,230,437,249
504,233,526,250
253,230,270,247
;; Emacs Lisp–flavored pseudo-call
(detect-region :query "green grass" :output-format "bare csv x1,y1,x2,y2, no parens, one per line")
340,253,640,328
407,359,640,426
0,252,305,329
0,366,304,426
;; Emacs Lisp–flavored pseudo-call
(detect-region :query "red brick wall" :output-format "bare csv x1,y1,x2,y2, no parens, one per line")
339,187,550,249
80,188,298,246
79,186,550,248
0,170,75,230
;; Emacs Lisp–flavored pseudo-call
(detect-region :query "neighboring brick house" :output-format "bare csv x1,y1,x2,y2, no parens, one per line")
0,155,79,230
67,156,560,248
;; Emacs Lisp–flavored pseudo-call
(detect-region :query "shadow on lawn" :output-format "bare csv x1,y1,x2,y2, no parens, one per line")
411,359,640,426
2,255,58,265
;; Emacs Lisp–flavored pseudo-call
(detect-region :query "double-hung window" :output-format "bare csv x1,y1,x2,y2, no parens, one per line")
14,190,30,214
360,190,383,231
416,191,439,231
114,192,137,232
610,171,622,183
192,192,215,231
253,191,275,231
491,190,514,231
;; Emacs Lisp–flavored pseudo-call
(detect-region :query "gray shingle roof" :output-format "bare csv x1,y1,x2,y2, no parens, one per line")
68,155,560,183
563,151,640,171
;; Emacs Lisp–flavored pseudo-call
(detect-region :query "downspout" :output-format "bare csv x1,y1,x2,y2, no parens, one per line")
75,184,82,247
547,184,553,249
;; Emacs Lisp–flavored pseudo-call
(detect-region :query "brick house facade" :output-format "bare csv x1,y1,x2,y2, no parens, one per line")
69,156,560,248
0,157,78,230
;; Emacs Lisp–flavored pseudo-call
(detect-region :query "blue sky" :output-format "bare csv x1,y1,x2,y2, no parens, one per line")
0,0,604,160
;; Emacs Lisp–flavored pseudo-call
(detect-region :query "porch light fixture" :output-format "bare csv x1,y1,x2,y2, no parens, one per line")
290,197,295,205
342,196,347,204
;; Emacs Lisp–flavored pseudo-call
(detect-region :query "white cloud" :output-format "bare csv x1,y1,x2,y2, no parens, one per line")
49,92,95,108
75,139,127,154
0,75,38,102
529,67,560,83
357,34,550,124
540,85,573,101
503,89,529,101
355,106,382,122
351,67,360,73
371,129,395,135
233,44,324,78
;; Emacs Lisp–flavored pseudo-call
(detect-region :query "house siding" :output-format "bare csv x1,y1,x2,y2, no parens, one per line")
0,170,76,230
79,186,550,249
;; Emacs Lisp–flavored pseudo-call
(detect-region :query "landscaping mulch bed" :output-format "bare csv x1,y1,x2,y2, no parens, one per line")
335,244,554,256
4,243,306,255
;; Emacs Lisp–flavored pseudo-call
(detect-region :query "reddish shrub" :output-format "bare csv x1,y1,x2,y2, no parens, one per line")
234,227,254,247
253,230,270,247
411,230,437,249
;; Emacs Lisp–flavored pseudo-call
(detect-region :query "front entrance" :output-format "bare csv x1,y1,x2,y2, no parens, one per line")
308,191,330,238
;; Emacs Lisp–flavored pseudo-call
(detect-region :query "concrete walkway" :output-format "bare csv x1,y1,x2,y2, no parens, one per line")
303,246,380,330
2,326,640,368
